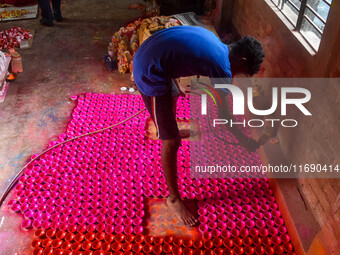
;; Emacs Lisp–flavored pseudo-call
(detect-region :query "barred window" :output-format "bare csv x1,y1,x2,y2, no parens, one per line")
271,0,333,51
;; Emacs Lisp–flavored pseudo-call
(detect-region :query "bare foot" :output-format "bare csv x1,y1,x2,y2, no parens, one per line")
166,197,197,226
179,129,190,139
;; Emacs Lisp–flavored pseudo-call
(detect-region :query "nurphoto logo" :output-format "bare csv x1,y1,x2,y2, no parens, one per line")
200,84,312,128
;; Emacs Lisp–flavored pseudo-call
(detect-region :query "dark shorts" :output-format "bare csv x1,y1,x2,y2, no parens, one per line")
141,81,180,140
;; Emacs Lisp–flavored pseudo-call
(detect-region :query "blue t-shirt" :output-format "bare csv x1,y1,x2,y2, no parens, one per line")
133,26,232,97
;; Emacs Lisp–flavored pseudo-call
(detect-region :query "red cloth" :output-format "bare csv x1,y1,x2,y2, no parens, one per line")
0,0,36,7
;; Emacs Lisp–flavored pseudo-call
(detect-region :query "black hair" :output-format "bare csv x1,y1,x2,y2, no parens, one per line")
231,36,265,76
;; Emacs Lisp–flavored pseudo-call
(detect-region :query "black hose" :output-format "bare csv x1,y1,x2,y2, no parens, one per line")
0,108,146,208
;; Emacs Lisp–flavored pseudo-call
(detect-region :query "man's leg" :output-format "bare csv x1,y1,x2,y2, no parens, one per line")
163,138,197,226
217,89,259,152
141,92,197,226
171,79,190,138
171,96,189,139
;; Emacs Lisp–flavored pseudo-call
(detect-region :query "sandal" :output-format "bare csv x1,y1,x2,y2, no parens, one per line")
40,19,54,27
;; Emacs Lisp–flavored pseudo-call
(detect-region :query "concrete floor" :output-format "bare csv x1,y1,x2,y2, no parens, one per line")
0,0,143,194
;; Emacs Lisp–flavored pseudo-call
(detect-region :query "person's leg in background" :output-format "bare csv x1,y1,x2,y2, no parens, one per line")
38,0,54,26
52,0,63,21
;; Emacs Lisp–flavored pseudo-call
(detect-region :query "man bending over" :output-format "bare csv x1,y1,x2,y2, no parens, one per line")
133,26,265,226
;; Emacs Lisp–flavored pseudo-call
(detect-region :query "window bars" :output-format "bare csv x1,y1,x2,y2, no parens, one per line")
271,0,332,50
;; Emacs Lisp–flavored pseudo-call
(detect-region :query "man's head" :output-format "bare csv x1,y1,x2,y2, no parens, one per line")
228,36,265,77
